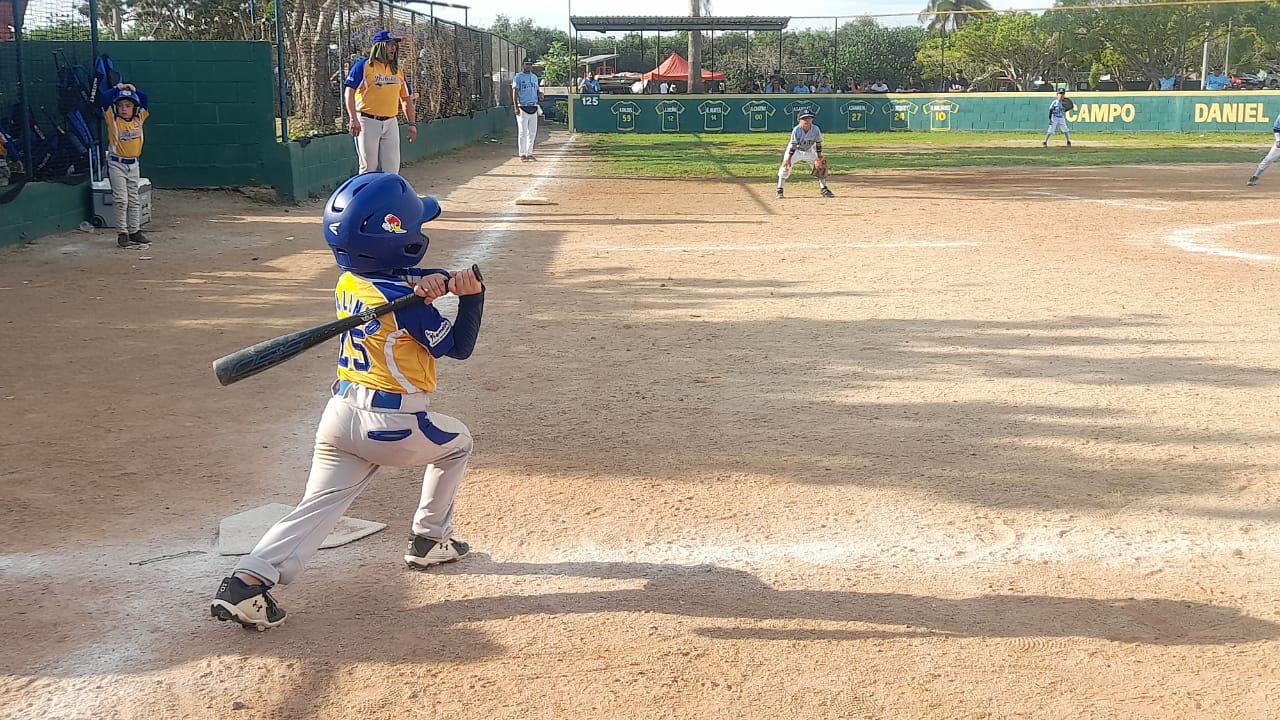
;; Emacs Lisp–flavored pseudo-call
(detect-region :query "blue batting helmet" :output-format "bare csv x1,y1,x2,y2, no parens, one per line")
322,173,442,273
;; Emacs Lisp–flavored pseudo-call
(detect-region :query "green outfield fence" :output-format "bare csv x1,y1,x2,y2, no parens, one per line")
569,91,1280,134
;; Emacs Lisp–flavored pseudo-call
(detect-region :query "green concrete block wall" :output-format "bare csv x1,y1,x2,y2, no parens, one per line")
571,91,1280,134
0,181,90,243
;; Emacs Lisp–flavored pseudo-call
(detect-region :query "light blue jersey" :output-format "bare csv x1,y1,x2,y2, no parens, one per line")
512,72,540,106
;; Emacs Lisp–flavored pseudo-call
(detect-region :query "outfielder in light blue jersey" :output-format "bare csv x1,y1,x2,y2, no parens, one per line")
1043,89,1073,147
1247,114,1280,185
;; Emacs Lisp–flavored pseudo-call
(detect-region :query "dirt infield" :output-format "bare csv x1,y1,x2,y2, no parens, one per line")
2,131,1279,719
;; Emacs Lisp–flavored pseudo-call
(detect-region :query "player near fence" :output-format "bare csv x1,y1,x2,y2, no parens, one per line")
101,82,150,248
1043,89,1073,147
777,109,833,199
210,172,486,630
513,58,543,161
1247,114,1280,186
345,30,418,174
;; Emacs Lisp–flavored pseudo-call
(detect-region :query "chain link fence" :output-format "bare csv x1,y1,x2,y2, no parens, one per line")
0,0,523,181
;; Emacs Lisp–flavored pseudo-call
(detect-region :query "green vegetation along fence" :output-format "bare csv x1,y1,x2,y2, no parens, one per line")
570,92,1280,134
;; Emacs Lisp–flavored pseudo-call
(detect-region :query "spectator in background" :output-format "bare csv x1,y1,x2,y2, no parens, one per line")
1159,75,1177,91
816,77,833,93
900,76,924,93
659,81,670,94
948,70,971,92
738,79,755,93
869,79,889,93
844,79,862,93
580,74,600,94
1205,69,1229,91
793,81,811,93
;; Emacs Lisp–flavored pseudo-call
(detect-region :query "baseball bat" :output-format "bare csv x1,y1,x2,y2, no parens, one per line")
212,264,482,387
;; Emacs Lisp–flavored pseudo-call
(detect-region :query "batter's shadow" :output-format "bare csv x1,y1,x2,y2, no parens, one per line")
426,555,1279,647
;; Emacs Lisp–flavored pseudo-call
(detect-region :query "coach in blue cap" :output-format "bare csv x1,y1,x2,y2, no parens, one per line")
512,57,543,160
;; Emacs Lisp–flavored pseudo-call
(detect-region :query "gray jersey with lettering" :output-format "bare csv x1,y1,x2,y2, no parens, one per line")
789,124,823,152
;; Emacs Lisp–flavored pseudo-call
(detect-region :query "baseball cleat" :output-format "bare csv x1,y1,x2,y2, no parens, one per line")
405,536,470,568
117,233,132,248
1066,140,1072,147
820,187,834,198
211,576,286,631
129,231,149,244
775,188,784,198
526,155,537,161
1248,175,1260,186
1041,141,1048,147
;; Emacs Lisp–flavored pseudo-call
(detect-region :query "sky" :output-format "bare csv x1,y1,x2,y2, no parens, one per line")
464,1,1053,33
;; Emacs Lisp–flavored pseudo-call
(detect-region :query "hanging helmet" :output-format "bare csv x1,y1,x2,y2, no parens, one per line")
322,172,442,273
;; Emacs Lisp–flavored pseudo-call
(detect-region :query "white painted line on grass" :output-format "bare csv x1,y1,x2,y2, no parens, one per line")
585,241,979,253
1165,219,1279,263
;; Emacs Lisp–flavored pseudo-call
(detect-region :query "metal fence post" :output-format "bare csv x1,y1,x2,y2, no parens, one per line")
275,0,289,140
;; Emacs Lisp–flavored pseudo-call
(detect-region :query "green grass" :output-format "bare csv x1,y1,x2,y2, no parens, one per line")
583,132,1266,178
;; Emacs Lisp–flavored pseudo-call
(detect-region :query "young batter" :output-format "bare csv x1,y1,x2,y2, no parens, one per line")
211,172,485,630
777,109,834,198
101,83,150,247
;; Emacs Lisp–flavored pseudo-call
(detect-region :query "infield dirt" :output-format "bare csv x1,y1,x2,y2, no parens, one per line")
2,131,1278,719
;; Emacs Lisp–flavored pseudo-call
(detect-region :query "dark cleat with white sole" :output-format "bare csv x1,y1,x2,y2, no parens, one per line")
211,576,286,631
405,536,471,569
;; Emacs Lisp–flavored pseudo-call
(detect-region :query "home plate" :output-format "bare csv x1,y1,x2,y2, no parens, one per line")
214,503,387,555
515,196,553,206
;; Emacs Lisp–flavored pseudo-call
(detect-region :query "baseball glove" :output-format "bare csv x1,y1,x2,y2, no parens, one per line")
812,156,828,179
1060,98,1075,111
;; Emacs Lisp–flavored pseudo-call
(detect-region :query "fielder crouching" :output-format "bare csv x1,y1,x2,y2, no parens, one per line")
777,108,833,199
211,172,485,630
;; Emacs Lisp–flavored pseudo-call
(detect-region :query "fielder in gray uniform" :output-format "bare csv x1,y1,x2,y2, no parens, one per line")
1248,115,1280,185
777,109,833,198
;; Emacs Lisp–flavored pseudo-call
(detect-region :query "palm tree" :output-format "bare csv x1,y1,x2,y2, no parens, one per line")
688,0,709,93
919,0,994,33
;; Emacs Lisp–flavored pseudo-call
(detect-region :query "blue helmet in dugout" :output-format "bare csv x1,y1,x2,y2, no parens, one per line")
323,172,442,273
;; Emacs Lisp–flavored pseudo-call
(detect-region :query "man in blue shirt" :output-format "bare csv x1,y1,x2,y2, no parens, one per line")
512,58,542,161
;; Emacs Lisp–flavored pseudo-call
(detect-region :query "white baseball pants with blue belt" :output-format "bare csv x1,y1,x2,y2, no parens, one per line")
356,114,401,174
1044,116,1071,143
1255,132,1280,177
108,155,142,233
235,381,472,586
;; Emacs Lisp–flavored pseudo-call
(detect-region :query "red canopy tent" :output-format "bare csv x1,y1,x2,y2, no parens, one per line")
641,53,725,83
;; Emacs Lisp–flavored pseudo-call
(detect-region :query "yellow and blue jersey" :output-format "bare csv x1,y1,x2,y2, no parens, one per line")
334,270,484,394
344,58,408,117
100,87,150,158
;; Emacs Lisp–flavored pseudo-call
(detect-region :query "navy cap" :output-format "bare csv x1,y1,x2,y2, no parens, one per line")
372,30,403,43
1056,88,1067,94
797,108,815,119
522,57,535,65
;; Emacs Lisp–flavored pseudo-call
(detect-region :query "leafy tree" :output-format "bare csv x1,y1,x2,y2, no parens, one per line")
490,15,568,62
917,13,1062,90
1058,0,1218,88
838,21,927,85
919,0,995,33
540,40,576,84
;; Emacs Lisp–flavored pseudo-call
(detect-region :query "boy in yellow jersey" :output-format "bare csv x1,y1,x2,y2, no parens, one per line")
344,30,416,174
100,82,150,247
211,172,485,630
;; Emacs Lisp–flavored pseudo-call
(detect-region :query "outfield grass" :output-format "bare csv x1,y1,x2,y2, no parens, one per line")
583,132,1266,178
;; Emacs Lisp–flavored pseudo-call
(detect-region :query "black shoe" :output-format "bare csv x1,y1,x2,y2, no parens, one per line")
1041,141,1048,147
1248,175,1260,186
820,187,834,198
1066,140,1072,147
405,536,471,569
211,576,286,630
520,155,529,161
117,233,132,248
129,231,148,245
526,154,537,161
775,187,784,198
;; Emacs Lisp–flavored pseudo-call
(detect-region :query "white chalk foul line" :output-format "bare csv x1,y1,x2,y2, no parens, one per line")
586,241,978,253
468,133,576,267
1165,219,1279,263
1028,190,1170,212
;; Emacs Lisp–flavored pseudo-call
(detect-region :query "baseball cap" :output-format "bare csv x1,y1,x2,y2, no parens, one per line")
372,30,403,43
1056,88,1067,94
797,109,815,119
522,57,535,65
